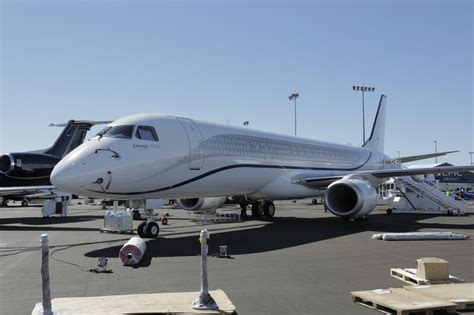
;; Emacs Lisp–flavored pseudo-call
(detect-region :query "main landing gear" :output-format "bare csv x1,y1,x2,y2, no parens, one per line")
250,200,275,219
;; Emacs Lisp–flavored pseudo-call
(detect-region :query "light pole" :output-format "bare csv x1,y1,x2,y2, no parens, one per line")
469,152,474,165
433,140,438,163
288,91,299,136
352,86,375,144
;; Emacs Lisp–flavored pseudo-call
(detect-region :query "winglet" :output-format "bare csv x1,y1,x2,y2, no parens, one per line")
362,95,386,153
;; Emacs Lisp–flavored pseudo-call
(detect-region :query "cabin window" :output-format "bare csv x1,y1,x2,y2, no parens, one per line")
136,125,159,141
99,125,134,139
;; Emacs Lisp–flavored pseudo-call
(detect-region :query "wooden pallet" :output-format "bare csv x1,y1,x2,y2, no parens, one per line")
352,288,457,315
99,228,134,235
390,268,464,285
405,283,474,310
31,289,236,314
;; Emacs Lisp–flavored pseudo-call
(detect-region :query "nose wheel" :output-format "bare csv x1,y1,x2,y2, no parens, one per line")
137,221,160,238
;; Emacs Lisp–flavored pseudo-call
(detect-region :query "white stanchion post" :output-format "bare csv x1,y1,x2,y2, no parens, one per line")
40,234,53,315
192,230,218,310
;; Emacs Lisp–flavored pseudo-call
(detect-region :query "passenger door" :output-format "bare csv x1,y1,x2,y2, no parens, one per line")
177,118,205,170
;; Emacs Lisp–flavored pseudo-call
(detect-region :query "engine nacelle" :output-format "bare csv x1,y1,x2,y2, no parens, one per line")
0,153,60,178
176,197,227,212
324,179,377,218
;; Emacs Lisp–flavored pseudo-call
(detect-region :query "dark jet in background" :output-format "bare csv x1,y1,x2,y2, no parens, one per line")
0,120,109,206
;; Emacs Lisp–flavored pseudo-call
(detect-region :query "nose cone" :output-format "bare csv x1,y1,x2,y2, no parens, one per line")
51,159,81,195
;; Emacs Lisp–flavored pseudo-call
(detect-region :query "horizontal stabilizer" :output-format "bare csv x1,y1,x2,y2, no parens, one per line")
49,120,112,127
384,150,459,164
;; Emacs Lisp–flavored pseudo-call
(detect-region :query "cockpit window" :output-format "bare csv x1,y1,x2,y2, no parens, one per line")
98,125,134,139
136,125,159,141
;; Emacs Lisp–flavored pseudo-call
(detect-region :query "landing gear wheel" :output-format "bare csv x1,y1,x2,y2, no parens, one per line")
251,201,261,217
1,199,8,207
21,200,28,207
146,221,159,238
137,222,147,238
263,201,275,218
386,208,392,214
312,199,318,205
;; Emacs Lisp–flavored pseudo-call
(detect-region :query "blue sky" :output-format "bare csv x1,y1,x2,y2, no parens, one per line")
1,0,472,165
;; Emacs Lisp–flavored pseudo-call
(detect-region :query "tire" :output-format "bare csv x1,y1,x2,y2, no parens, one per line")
239,202,247,211
312,199,318,205
146,222,160,238
263,201,275,218
137,222,147,238
386,209,392,214
1,199,8,207
251,201,261,217
21,200,28,207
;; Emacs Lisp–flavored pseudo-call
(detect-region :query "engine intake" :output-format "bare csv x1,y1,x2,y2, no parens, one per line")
176,197,227,212
0,154,15,174
0,153,61,178
324,179,377,218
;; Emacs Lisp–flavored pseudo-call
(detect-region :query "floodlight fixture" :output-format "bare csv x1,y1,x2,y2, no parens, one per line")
352,85,375,144
288,91,300,136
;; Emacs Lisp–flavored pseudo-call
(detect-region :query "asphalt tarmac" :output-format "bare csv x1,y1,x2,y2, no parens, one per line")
0,200,473,314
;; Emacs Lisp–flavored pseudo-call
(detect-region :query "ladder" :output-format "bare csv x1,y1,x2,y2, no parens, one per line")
194,208,241,225
394,176,466,215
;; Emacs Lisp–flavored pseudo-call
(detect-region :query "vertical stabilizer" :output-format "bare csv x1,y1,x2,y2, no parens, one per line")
362,95,386,153
44,121,92,157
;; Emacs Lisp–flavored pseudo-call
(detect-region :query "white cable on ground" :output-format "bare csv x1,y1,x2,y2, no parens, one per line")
372,232,470,241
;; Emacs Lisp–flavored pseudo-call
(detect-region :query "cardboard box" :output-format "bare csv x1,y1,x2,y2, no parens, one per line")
416,257,449,281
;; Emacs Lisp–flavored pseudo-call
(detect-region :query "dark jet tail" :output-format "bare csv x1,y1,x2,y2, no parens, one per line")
43,120,111,158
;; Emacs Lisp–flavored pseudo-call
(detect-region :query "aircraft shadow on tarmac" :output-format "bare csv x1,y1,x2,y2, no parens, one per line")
85,214,474,267
0,215,103,232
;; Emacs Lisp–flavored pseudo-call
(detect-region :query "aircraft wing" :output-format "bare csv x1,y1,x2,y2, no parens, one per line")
366,165,474,178
292,175,344,189
384,150,459,164
0,185,57,197
293,165,474,189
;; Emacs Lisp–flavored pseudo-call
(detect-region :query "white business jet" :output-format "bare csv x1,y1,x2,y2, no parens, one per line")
51,95,474,237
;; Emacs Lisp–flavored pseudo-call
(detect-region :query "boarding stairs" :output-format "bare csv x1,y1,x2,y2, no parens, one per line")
394,176,467,215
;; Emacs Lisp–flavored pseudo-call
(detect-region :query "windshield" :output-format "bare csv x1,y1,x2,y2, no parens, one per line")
97,125,134,139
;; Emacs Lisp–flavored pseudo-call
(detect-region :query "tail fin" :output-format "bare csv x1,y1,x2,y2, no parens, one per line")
362,95,386,153
43,120,111,157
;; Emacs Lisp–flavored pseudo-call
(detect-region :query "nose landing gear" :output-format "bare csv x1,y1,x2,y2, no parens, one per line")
136,208,160,238
137,221,160,238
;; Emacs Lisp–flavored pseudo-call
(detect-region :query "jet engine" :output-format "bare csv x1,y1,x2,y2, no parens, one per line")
176,197,227,212
324,179,377,219
0,153,60,178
